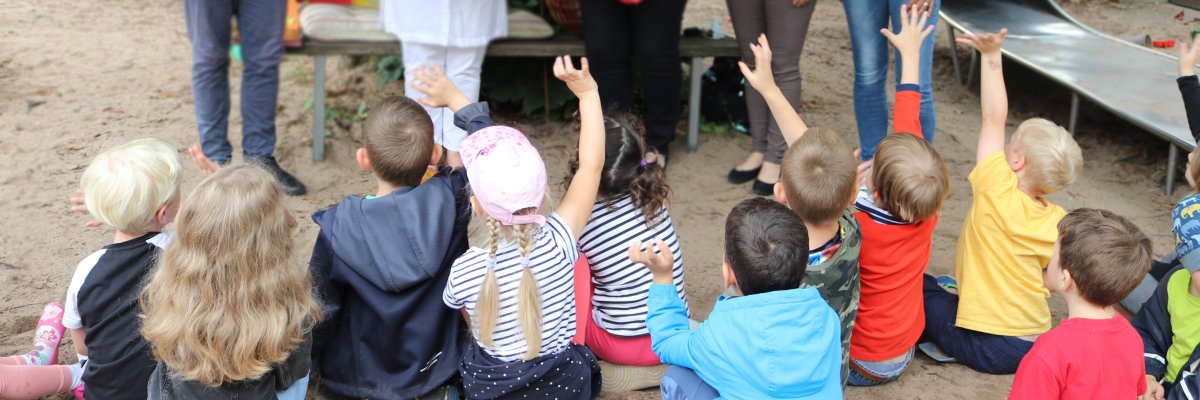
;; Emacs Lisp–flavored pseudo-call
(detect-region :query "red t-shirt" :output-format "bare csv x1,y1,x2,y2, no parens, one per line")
848,88,933,361
1009,316,1146,400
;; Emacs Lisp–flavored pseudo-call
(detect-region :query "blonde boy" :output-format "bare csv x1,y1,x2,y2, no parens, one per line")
66,138,183,398
739,34,861,381
1010,208,1150,399
922,29,1083,375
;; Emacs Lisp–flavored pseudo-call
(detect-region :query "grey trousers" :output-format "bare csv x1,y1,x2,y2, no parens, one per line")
726,0,817,164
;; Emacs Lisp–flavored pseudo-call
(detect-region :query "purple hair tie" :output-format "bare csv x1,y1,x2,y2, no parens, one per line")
639,159,648,169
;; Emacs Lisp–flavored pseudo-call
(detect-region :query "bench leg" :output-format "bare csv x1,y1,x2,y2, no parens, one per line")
967,49,979,88
948,28,964,85
312,55,327,163
1068,92,1080,136
1168,144,1179,197
687,57,702,153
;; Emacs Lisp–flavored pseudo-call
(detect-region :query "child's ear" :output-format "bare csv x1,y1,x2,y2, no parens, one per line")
773,183,788,206
356,148,373,172
1060,268,1075,293
721,261,741,296
430,146,444,167
1008,151,1026,173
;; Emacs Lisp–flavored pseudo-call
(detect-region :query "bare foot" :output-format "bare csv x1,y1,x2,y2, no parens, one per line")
188,145,221,176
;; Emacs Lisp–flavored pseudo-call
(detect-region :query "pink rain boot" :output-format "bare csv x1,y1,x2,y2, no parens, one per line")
22,302,65,366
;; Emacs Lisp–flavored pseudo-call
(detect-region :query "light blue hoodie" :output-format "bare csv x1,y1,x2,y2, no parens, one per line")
647,284,843,399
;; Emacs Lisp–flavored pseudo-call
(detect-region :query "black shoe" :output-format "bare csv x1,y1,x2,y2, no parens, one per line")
752,179,776,197
249,156,307,196
727,166,761,184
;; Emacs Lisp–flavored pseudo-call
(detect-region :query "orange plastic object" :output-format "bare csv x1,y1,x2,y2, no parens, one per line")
284,0,301,48
1154,39,1177,48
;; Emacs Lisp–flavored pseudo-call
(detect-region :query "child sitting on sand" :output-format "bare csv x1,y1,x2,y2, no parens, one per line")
738,33,861,381
141,165,321,399
922,28,1083,375
0,138,182,399
848,5,950,386
441,56,605,398
564,112,689,390
1009,208,1151,399
635,197,842,399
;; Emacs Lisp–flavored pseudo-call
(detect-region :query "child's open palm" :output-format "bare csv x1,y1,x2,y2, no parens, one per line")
554,56,598,96
881,4,934,58
409,63,471,110
737,34,776,92
628,240,674,283
956,28,1008,55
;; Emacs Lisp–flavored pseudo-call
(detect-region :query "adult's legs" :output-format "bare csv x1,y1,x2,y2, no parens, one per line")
631,0,686,152
403,43,487,167
236,0,287,159
185,0,234,162
843,0,891,160
922,275,1033,374
660,366,720,400
726,0,769,174
760,0,816,178
581,0,633,114
890,0,940,141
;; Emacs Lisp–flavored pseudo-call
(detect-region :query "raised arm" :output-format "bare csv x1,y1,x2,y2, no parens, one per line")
881,4,933,138
1178,36,1200,143
957,29,1009,163
553,56,605,239
738,34,809,146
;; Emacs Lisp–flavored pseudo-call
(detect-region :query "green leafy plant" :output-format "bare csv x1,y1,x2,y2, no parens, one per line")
481,58,578,119
376,55,405,88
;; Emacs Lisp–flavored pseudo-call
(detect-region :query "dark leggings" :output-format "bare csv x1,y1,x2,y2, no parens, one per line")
581,0,686,151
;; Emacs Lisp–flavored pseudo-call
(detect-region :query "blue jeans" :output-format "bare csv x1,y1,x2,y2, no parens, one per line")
922,275,1034,374
844,0,939,160
276,374,309,400
185,0,286,162
660,366,719,400
847,347,914,386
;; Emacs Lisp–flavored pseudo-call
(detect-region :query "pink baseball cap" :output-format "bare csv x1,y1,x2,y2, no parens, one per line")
460,126,548,226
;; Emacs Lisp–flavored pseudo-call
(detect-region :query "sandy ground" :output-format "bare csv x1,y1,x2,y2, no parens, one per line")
0,0,1195,399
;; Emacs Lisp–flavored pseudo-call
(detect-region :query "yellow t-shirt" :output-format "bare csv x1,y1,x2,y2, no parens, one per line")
1166,270,1200,383
953,150,1065,336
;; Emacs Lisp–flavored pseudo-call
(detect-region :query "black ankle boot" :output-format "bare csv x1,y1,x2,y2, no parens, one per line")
249,156,307,196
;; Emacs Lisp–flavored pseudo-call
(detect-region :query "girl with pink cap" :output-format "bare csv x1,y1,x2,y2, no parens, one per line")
441,56,606,399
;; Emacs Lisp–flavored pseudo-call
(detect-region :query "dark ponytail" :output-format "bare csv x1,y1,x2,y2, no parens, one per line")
562,113,672,227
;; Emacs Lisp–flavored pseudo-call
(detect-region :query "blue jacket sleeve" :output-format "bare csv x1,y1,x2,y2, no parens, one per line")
453,102,497,136
646,283,699,369
1178,76,1200,143
309,230,343,362
1133,266,1183,381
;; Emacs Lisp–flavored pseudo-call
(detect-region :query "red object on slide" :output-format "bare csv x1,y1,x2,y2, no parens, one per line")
1154,39,1177,48
619,0,643,4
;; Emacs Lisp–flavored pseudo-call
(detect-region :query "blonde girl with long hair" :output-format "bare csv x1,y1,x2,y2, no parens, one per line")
440,56,605,399
140,165,321,399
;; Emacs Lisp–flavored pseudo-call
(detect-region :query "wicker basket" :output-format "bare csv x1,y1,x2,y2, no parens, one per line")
546,0,584,37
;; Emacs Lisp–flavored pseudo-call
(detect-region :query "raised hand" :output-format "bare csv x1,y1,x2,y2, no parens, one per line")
553,56,598,96
737,34,776,92
956,28,1008,56
69,189,102,228
1180,35,1200,76
628,240,675,284
881,4,934,59
408,63,472,111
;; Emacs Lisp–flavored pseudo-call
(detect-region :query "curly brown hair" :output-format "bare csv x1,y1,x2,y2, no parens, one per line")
563,114,671,226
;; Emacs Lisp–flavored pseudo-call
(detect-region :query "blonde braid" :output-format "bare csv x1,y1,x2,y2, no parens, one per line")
476,217,503,347
516,223,543,360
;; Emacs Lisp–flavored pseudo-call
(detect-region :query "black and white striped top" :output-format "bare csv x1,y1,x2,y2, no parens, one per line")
579,195,688,337
444,213,579,362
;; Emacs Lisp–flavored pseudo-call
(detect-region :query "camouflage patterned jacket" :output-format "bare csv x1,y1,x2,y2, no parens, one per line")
801,207,862,384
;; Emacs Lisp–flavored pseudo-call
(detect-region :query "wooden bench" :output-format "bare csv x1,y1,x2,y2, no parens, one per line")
288,34,741,162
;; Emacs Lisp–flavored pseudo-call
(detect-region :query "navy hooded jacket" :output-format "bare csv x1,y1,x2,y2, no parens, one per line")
310,166,472,399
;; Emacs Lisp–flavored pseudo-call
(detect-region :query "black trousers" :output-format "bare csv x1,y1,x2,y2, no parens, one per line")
581,0,687,151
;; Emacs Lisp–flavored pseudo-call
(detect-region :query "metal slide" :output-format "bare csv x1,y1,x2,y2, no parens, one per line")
940,0,1193,194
